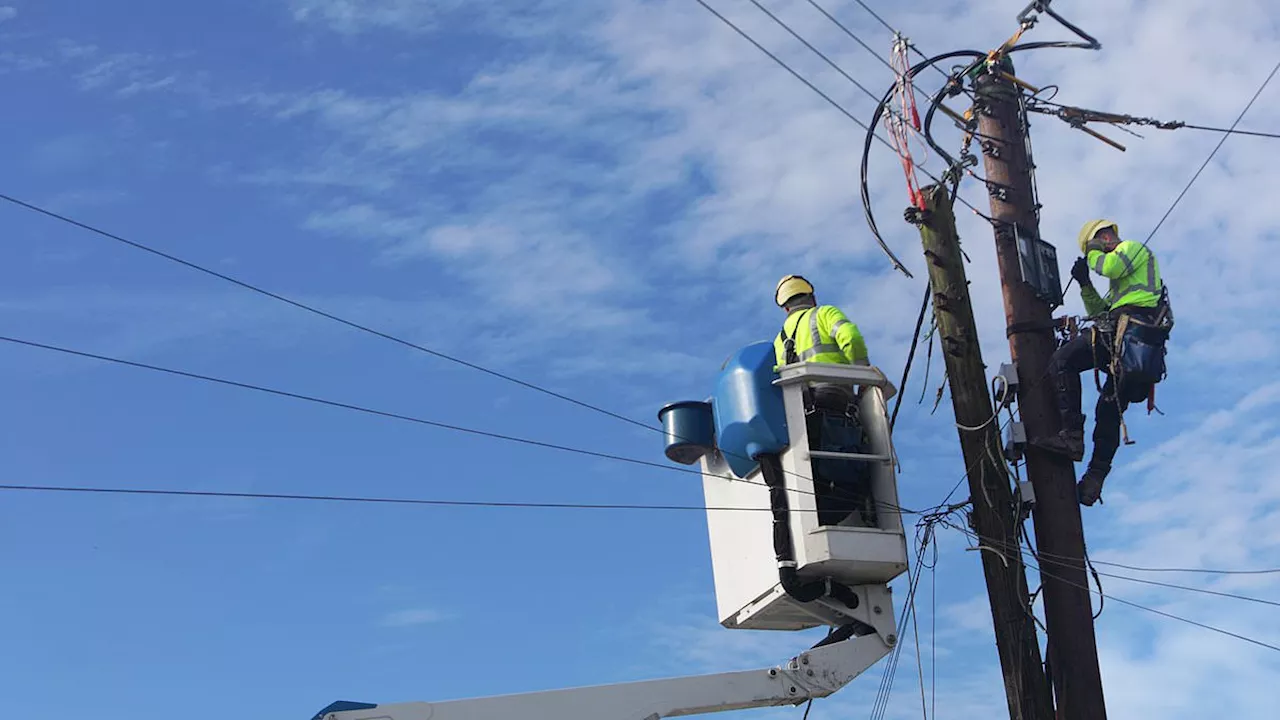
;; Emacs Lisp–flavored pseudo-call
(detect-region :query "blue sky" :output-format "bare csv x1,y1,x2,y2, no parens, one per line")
2,1,1279,718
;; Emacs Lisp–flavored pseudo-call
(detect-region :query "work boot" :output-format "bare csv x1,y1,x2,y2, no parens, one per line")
1077,464,1109,506
1031,429,1085,462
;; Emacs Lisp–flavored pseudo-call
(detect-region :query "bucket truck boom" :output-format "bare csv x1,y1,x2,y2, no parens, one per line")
313,623,894,720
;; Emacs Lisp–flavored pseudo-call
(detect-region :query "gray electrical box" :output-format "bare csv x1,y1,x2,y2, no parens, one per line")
1014,224,1063,307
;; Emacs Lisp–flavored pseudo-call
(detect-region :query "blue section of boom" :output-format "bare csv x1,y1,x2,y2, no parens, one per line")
311,701,378,720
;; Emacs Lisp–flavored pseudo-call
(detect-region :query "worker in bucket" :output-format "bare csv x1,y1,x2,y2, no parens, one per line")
1034,220,1172,506
772,274,876,526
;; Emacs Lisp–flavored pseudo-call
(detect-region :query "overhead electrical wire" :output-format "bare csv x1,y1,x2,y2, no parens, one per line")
691,0,914,276
801,0,951,98
0,193,660,437
944,523,1280,652
0,333,917,514
1022,555,1280,655
1174,122,1280,140
0,201,880,503
1024,95,1280,140
964,523,1280,610
694,0,1010,278
1140,59,1280,249
0,336,681,471
746,0,886,106
954,516,1280,576
0,483,838,515
1088,560,1280,577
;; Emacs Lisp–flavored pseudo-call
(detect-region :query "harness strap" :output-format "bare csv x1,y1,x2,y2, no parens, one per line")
778,308,814,366
779,308,817,414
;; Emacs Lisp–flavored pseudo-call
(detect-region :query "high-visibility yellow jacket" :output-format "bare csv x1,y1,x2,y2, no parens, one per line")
1081,240,1163,316
773,305,869,370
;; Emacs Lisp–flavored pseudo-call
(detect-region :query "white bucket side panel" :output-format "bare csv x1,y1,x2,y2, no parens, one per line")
700,451,778,626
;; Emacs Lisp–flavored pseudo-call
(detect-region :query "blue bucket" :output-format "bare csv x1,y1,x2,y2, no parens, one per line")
658,400,716,465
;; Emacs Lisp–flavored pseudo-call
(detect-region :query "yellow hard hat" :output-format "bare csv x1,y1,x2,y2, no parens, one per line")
1077,219,1119,254
775,274,815,307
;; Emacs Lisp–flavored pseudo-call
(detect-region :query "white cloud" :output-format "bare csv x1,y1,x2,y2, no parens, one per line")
287,0,576,37
0,6,16,23
381,607,446,627
290,0,450,34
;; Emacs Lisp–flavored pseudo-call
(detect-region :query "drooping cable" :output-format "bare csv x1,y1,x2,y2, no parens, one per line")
0,333,925,514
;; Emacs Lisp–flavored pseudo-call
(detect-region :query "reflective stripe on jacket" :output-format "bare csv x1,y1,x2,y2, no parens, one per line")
773,305,869,370
1081,240,1162,315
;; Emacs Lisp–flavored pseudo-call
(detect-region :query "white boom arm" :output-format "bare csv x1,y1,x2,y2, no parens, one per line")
313,630,891,720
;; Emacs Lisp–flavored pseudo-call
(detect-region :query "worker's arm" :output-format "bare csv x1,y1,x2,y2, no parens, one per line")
818,305,869,365
1079,284,1108,317
1086,240,1148,281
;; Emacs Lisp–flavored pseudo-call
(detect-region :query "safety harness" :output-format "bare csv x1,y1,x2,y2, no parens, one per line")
778,308,859,419
1085,285,1174,444
779,308,817,416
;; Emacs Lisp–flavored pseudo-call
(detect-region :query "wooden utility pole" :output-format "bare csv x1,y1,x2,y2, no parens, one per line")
972,65,1108,719
913,184,1054,720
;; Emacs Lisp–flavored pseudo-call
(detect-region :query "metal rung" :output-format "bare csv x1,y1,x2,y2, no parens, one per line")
808,451,892,462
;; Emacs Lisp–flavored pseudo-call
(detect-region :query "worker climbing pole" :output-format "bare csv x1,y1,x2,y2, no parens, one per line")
968,5,1109,718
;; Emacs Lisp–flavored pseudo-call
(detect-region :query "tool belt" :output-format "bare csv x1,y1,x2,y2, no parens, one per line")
1111,312,1169,387
1110,285,1174,388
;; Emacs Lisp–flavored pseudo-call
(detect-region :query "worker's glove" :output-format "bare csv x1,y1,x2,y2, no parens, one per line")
1070,256,1092,285
1085,237,1106,254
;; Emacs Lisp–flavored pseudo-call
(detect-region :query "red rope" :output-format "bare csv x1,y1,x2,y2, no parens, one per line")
885,35,927,210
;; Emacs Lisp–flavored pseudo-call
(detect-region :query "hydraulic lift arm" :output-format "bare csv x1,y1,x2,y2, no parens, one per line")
312,629,891,720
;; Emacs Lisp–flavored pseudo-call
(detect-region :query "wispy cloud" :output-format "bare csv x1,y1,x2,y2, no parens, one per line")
380,607,446,627
288,0,579,37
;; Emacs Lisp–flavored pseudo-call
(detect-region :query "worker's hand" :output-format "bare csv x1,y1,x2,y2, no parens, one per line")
1085,237,1106,254
1070,256,1092,285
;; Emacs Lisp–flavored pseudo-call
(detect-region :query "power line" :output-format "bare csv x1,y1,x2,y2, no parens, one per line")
0,192,661,436
0,334,915,512
848,0,900,38
804,0,900,76
1019,539,1280,609
949,522,1280,608
0,335,680,468
692,0,892,150
0,483,832,514
1090,559,1280,577
1178,122,1280,140
1142,59,1280,248
961,519,1280,577
945,523,1280,651
806,0,950,81
1023,96,1280,139
0,192,877,499
747,0,886,107
1090,567,1280,609
691,0,993,256
1023,555,1280,655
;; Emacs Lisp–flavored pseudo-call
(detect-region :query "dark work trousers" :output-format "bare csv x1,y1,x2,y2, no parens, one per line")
806,388,876,527
1047,330,1151,472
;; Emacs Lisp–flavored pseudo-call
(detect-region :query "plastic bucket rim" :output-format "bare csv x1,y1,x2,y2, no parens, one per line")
657,399,713,422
